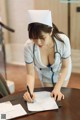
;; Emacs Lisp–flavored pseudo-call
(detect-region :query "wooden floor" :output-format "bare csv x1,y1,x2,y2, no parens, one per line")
6,64,80,93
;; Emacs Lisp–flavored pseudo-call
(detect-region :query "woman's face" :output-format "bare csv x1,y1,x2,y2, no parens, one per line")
32,31,52,47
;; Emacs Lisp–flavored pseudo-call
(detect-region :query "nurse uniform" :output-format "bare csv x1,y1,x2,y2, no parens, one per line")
24,10,72,87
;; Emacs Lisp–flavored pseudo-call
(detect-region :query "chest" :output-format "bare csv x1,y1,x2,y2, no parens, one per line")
40,47,55,66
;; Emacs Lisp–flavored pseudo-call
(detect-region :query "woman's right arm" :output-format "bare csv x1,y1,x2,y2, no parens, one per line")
23,62,35,102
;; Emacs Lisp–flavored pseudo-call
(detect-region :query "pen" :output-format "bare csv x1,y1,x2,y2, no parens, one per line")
27,85,33,98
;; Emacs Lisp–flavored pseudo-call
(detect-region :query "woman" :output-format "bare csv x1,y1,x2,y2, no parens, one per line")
23,10,72,102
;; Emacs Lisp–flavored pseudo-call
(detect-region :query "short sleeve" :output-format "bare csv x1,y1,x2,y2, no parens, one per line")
62,35,71,59
24,40,33,64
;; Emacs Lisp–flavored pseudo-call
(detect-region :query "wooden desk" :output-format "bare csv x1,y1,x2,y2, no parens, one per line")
0,87,80,120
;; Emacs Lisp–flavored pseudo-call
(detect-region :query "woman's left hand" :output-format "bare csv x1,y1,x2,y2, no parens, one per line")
50,87,64,101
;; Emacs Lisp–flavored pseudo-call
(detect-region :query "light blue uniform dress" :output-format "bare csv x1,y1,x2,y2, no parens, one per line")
24,34,72,86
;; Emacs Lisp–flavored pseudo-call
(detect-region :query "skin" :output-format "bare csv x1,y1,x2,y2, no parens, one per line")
23,31,70,102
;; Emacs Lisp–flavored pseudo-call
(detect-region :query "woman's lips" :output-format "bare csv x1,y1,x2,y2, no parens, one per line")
38,45,42,47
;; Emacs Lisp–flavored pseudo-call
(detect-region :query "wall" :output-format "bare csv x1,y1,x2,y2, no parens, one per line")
0,0,9,43
5,0,68,65
70,2,80,73
2,0,80,73
5,0,35,64
34,0,68,34
71,3,80,49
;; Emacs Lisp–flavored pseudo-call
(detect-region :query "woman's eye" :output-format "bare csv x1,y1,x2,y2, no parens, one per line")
40,37,45,40
33,39,37,41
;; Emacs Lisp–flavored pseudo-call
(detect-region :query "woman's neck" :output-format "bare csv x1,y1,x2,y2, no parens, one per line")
40,37,55,55
47,37,55,49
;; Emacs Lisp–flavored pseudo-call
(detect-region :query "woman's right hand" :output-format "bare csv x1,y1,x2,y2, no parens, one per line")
23,91,35,103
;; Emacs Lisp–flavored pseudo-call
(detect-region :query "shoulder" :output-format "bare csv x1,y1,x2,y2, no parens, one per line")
58,33,70,45
58,34,71,57
24,39,34,51
24,39,33,47
55,34,71,55
55,33,70,48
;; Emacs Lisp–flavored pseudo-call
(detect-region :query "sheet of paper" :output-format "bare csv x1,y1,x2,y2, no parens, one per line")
6,104,27,120
0,102,27,120
0,101,13,113
27,91,58,111
0,101,12,106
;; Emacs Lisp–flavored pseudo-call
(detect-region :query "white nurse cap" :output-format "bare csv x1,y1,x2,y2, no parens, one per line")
27,10,52,27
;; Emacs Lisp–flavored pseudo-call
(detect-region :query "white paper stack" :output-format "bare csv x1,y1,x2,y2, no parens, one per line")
0,101,27,120
27,91,58,111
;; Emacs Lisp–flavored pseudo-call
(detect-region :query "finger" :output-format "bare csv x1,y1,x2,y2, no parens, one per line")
57,94,64,101
23,94,28,101
57,95,61,101
56,95,58,101
23,92,33,103
23,95,29,102
50,91,57,100
23,92,27,100
27,92,33,102
32,94,35,100
23,93,29,101
54,94,57,100
50,92,54,97
61,94,64,100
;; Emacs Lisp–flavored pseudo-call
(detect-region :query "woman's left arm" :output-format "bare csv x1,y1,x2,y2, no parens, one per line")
51,57,70,101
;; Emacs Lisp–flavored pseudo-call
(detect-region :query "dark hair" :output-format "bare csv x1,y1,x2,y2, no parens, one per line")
28,22,64,43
